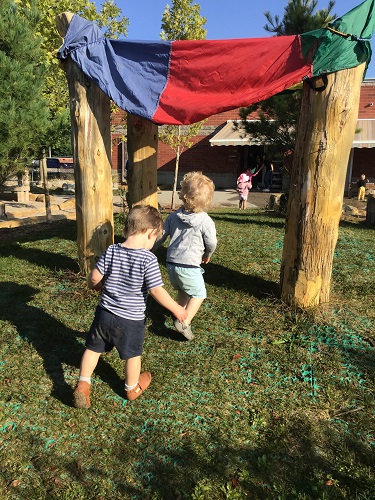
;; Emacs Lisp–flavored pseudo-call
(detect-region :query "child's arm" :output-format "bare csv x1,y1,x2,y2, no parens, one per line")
88,268,104,291
152,231,169,252
152,215,171,252
202,221,217,264
149,286,188,322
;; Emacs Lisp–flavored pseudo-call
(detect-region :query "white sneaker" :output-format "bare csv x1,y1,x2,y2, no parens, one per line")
263,189,270,192
173,319,195,340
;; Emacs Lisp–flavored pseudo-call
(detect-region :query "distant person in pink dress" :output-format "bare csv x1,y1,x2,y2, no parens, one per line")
236,172,252,210
236,162,264,210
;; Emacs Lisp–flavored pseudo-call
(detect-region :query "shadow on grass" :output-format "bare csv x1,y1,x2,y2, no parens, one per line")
107,414,375,498
154,246,279,300
205,261,280,299
0,219,79,272
339,219,373,230
146,296,188,342
0,243,79,272
211,210,286,229
0,282,124,406
0,219,77,244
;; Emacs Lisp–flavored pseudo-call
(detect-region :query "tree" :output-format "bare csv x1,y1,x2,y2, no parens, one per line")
0,0,49,186
240,0,336,171
160,0,207,208
159,123,204,208
26,0,129,114
160,0,207,40
18,0,129,156
264,0,335,35
44,108,73,157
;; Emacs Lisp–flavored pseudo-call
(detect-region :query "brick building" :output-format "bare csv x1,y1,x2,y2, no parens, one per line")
112,78,375,191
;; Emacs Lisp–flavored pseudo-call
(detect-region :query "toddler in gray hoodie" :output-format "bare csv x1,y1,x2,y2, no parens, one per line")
153,171,217,340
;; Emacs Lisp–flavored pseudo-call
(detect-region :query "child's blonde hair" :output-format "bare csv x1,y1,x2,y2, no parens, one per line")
179,171,215,212
124,205,163,238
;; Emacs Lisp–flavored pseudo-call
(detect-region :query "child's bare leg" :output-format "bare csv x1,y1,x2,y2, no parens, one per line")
125,356,151,400
243,200,247,209
74,349,101,408
185,297,204,325
178,289,190,308
177,290,204,325
124,356,142,387
79,349,101,379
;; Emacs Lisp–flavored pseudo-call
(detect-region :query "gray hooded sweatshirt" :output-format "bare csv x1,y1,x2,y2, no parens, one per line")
153,207,217,267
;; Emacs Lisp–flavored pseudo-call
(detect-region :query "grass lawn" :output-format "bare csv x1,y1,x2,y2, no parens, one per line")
0,208,374,499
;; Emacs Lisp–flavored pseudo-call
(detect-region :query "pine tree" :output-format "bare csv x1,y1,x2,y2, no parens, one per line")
264,0,335,36
0,0,49,185
159,0,207,209
240,0,336,171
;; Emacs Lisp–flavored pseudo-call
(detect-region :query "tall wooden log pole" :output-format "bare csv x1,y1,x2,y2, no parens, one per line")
280,64,365,307
56,13,114,274
40,147,52,223
126,114,159,209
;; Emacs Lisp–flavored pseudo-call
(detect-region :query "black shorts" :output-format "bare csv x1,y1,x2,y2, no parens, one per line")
85,306,146,360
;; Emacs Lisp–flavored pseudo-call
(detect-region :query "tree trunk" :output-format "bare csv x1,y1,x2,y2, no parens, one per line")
126,114,158,209
366,193,375,226
40,150,51,223
280,64,365,307
57,13,114,274
171,139,181,210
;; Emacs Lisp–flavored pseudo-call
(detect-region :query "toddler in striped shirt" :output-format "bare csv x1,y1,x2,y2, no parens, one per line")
73,205,187,408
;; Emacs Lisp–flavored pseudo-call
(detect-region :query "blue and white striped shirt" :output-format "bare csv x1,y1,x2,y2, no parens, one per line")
96,244,163,320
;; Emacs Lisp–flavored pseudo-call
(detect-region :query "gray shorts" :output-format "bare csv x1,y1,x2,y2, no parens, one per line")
85,306,145,360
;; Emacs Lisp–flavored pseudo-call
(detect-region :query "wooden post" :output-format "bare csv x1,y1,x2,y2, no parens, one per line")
280,64,365,308
126,114,158,209
40,148,52,223
366,193,375,226
56,13,114,274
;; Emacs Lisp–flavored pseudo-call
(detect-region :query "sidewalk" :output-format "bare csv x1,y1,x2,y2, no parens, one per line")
155,188,271,209
0,188,366,229
0,189,272,228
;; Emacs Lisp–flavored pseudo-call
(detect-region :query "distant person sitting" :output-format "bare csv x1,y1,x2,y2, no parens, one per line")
357,173,369,201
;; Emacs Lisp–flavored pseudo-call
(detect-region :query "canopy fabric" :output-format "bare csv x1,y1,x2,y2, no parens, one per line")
58,16,310,125
300,0,375,77
57,0,375,126
209,121,270,147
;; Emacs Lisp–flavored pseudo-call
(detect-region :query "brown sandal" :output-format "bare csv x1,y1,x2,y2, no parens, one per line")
126,372,152,401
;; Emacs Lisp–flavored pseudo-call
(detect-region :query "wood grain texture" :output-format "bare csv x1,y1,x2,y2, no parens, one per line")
280,64,365,307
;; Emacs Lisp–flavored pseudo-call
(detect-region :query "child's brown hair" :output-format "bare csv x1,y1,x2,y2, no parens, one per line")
179,171,215,212
124,205,163,238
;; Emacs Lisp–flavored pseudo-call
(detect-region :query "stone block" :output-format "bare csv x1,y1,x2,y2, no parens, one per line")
60,198,76,210
267,193,283,210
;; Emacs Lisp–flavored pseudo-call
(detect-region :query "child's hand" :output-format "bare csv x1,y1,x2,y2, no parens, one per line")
202,256,210,264
92,281,103,291
175,306,188,322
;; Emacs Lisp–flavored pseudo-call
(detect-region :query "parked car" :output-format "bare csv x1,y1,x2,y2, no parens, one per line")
29,157,74,182
31,157,73,169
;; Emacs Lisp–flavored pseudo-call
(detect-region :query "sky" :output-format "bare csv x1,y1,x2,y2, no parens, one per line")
98,0,375,78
